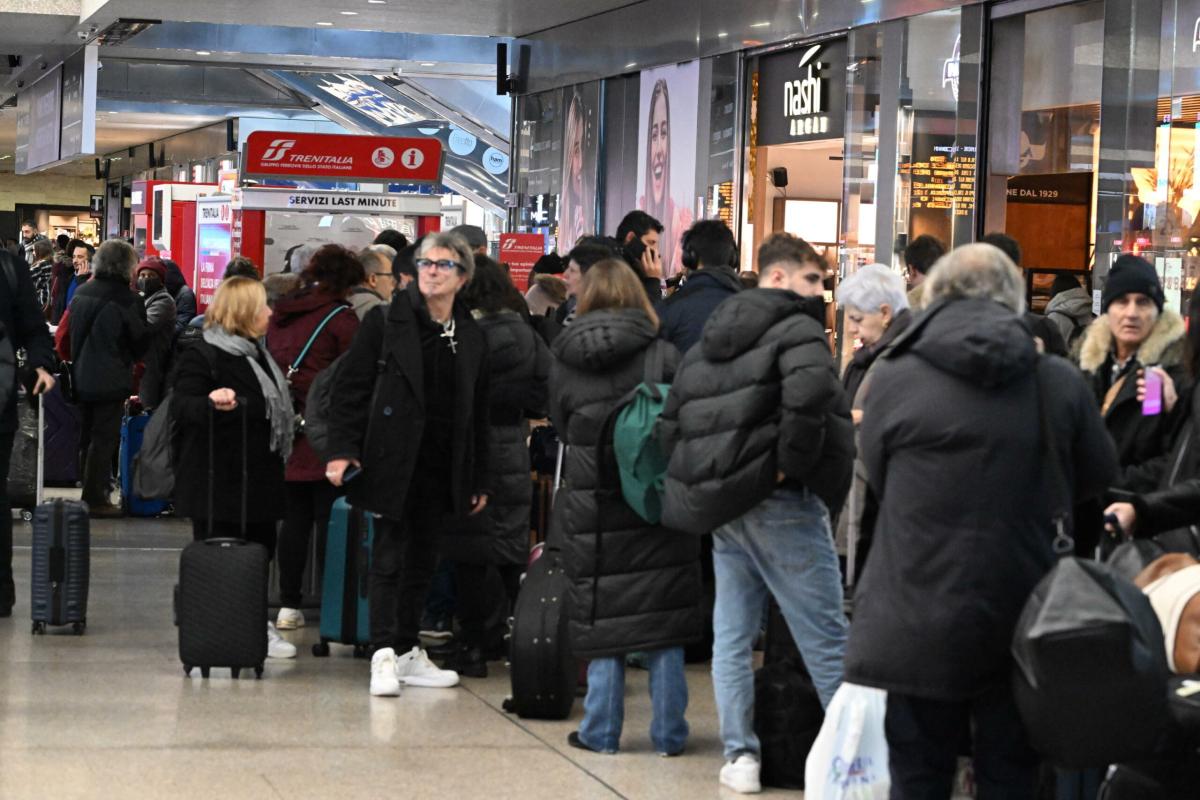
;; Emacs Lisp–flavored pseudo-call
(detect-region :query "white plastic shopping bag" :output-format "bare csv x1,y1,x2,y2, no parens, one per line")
804,683,890,800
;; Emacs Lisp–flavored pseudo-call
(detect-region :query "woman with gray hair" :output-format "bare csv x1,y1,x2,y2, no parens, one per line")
842,242,1118,795
834,264,911,585
323,229,490,697
63,239,152,516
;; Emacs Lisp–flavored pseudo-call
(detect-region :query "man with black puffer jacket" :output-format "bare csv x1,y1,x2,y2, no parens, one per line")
656,219,742,354
659,232,853,795
66,240,150,517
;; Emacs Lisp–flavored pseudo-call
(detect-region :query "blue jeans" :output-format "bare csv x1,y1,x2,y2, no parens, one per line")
712,487,848,760
578,647,689,754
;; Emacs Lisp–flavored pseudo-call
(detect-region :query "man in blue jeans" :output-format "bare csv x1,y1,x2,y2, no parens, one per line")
661,232,854,794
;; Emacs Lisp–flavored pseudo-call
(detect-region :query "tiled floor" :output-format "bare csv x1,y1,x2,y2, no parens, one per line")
1,512,794,799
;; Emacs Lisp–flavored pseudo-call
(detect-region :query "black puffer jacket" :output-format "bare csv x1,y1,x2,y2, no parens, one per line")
1077,310,1191,492
67,274,150,403
1130,384,1200,537
0,253,54,433
440,310,551,566
844,299,1117,700
550,308,701,658
659,289,854,535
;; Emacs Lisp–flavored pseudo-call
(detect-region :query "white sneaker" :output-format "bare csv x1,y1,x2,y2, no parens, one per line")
394,646,459,688
276,607,305,630
266,622,296,659
370,648,402,697
719,754,762,794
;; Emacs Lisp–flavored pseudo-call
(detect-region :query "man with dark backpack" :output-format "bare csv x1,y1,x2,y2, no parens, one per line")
0,250,56,616
656,220,742,354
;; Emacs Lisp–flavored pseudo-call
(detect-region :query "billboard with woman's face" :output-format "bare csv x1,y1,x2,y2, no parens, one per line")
559,82,601,250
637,61,700,277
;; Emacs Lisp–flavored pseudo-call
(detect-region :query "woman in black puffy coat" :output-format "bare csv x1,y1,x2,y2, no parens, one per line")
437,258,551,678
550,258,701,757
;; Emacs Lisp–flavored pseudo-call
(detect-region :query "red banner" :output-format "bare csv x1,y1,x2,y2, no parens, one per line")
242,131,444,184
499,233,546,291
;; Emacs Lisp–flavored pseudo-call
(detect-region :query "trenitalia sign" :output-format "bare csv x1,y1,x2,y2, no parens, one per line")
242,131,445,184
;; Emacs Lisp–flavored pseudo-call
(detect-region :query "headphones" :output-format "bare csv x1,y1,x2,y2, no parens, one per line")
681,222,739,272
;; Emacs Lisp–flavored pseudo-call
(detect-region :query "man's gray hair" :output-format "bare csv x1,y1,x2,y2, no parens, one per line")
93,239,137,283
359,245,395,275
924,243,1026,313
290,244,318,275
418,232,476,281
835,263,909,314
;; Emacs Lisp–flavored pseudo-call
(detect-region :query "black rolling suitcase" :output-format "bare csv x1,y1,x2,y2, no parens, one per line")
31,498,90,635
505,443,577,719
176,400,268,679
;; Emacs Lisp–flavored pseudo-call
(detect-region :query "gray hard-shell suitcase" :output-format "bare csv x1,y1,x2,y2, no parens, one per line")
30,497,90,635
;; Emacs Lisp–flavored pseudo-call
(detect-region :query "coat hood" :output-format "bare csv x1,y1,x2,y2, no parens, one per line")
684,265,743,295
530,273,567,304
893,298,1038,388
700,288,824,363
1078,308,1186,373
552,308,658,372
163,260,187,296
1045,288,1093,322
476,310,531,374
271,286,345,328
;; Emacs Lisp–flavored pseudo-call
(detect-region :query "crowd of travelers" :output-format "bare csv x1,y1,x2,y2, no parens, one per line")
4,207,1200,797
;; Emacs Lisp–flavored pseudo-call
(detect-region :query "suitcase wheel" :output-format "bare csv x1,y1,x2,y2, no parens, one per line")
231,668,240,680
20,509,32,522
200,667,211,679
72,622,85,636
31,621,45,635
312,641,331,658
183,665,193,677
255,666,264,680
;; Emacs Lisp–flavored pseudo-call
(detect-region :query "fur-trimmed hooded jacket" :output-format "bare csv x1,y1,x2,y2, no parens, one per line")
1078,309,1191,492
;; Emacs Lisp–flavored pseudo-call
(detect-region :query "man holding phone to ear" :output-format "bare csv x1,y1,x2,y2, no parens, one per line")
616,210,665,300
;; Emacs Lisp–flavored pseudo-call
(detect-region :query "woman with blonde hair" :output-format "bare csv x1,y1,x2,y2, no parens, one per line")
550,258,702,755
170,276,297,659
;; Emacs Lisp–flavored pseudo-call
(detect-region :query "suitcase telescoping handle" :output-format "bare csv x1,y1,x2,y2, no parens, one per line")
207,396,249,540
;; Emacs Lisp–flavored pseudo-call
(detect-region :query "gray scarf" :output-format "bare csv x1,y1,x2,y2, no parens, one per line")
202,324,294,462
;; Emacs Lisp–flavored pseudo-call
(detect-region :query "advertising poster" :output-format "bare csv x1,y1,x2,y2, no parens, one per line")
637,61,700,277
195,222,232,312
559,82,601,249
499,232,547,291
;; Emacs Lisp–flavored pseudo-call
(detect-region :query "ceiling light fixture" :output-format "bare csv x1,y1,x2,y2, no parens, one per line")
316,21,334,26
367,0,386,4
750,21,771,28
340,10,358,14
624,62,637,69
195,50,211,55
717,32,728,38
420,62,436,67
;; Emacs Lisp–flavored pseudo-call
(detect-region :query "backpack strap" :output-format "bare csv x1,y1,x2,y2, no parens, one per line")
287,304,349,381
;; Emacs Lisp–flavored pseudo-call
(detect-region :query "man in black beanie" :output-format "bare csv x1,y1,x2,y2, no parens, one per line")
1078,254,1189,491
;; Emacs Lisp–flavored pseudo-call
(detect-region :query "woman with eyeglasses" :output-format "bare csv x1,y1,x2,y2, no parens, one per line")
324,231,491,698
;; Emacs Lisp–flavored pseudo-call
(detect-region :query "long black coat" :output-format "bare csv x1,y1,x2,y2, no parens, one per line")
1130,385,1200,538
0,253,54,433
325,284,489,521
1077,310,1191,492
656,266,742,354
170,341,287,524
844,299,1118,701
550,308,701,659
67,274,150,404
659,289,854,535
439,310,550,566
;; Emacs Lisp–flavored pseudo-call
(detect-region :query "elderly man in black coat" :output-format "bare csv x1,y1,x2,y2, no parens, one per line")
0,250,56,616
843,243,1117,796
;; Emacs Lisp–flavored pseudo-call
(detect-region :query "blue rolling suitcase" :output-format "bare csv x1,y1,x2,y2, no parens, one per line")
120,403,169,517
311,498,374,658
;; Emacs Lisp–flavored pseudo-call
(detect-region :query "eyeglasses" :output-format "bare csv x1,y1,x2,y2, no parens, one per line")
415,258,463,274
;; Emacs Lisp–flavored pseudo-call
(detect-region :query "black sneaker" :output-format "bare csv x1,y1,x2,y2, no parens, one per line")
0,606,11,619
441,645,488,679
419,616,453,640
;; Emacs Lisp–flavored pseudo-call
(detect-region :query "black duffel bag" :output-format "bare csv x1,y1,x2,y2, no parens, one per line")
1012,556,1169,768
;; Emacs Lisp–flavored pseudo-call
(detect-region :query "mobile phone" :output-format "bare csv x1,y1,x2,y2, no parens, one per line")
1142,368,1163,416
342,465,363,483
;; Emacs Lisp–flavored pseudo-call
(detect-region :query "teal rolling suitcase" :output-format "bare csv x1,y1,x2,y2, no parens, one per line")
311,498,374,658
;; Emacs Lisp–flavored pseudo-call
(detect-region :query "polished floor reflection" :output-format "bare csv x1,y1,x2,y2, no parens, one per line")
0,515,762,799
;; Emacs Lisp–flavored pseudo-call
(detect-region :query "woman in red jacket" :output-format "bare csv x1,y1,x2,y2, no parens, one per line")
266,244,363,629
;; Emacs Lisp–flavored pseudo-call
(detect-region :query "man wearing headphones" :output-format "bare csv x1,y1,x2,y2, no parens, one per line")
656,220,742,354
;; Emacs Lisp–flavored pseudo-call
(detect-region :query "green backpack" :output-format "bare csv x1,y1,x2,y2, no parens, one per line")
606,345,671,524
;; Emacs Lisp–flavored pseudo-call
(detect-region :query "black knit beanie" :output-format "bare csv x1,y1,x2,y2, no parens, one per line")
1102,254,1163,312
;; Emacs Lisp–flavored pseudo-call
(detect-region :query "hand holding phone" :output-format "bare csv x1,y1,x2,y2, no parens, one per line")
1142,367,1163,416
